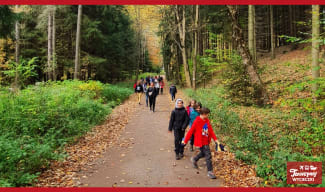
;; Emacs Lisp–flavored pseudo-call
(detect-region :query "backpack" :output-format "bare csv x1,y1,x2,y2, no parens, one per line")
148,87,154,96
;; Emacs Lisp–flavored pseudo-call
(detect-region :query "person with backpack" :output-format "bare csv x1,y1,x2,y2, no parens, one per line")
143,81,149,107
135,81,144,105
146,82,158,112
168,99,189,160
188,102,202,151
159,80,165,95
182,107,218,179
169,84,177,101
186,99,197,116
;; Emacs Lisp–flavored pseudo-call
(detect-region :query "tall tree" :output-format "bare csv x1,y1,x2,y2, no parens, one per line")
47,6,53,81
74,5,82,80
134,5,141,83
14,5,20,89
311,5,320,99
192,5,199,90
175,5,192,88
270,5,275,59
248,5,256,62
227,5,270,105
52,7,56,80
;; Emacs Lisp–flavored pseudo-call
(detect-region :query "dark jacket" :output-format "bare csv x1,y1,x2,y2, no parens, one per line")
146,86,158,98
168,107,189,131
170,85,177,94
135,84,144,93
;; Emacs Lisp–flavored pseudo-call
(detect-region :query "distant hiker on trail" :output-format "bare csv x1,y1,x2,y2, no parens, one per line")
182,107,218,179
169,84,177,101
168,99,189,160
147,82,158,112
135,81,144,105
159,80,165,95
186,99,197,116
188,102,202,152
143,81,149,107
154,78,160,91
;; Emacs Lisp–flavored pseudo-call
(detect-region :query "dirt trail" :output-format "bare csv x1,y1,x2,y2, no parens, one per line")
78,88,222,187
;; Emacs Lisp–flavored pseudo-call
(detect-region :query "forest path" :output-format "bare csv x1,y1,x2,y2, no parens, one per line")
78,86,222,187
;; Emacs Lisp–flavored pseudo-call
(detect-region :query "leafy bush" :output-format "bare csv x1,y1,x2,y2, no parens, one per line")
102,84,133,105
0,80,133,186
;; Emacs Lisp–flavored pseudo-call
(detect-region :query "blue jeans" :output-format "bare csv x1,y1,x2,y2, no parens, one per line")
145,94,149,106
171,93,175,101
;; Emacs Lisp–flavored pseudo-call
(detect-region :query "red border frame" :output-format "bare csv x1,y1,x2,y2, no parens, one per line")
0,0,325,5
1,188,325,191
0,0,324,191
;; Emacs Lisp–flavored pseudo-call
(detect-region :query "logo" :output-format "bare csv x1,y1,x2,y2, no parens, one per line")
287,162,322,184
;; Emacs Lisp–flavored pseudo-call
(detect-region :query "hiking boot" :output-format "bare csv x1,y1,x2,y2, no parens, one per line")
179,153,184,159
190,145,194,152
176,154,181,160
207,171,216,179
191,157,198,169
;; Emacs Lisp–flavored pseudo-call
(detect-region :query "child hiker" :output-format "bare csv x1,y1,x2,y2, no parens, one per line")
188,102,202,151
169,84,177,101
168,99,189,160
186,99,197,116
143,81,148,107
146,82,158,112
182,107,218,179
159,79,165,95
135,81,144,105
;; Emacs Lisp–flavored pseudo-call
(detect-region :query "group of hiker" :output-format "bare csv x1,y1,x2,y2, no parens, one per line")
134,75,165,112
134,75,218,179
168,99,219,180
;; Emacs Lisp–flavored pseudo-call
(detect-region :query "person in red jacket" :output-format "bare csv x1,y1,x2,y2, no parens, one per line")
182,107,218,179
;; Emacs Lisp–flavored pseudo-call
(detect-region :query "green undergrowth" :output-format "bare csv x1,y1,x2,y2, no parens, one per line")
0,80,133,186
185,87,325,187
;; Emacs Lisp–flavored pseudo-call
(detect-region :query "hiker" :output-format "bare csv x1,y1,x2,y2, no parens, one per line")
182,107,218,179
168,99,189,160
146,76,150,84
155,77,160,91
188,102,202,151
147,82,158,112
159,80,165,95
186,100,197,116
143,81,149,107
135,81,144,105
169,84,177,101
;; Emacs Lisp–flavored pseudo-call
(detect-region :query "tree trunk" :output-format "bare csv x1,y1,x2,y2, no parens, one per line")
175,5,192,88
248,5,256,62
270,5,275,59
134,6,140,84
48,7,53,81
74,5,82,80
227,5,270,105
52,7,56,81
14,5,20,89
312,5,320,100
192,5,199,90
